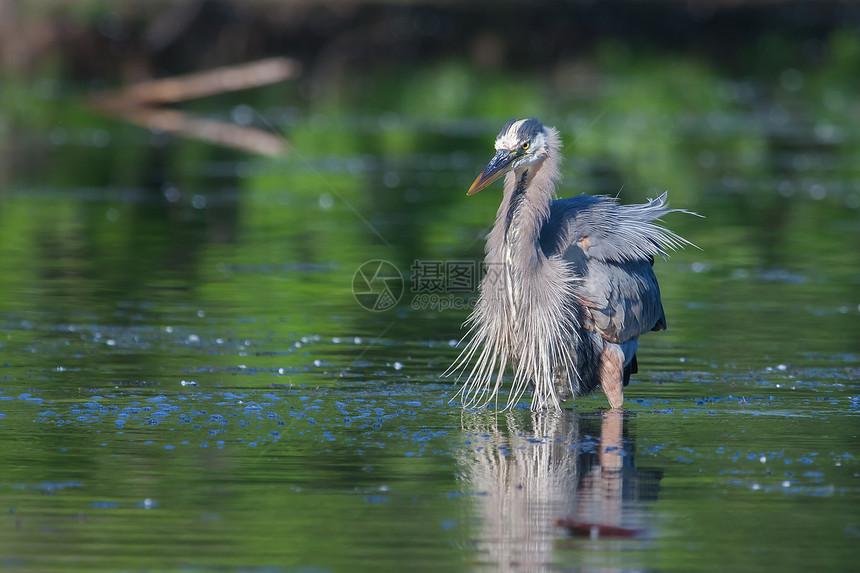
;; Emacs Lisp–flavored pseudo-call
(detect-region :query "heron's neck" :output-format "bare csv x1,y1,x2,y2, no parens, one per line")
502,170,530,245
489,154,558,266
481,156,557,323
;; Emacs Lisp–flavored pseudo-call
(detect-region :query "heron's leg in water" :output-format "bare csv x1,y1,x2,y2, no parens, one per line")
600,345,625,409
551,370,574,402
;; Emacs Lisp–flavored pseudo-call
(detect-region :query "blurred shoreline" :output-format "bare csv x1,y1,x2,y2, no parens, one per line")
2,0,858,83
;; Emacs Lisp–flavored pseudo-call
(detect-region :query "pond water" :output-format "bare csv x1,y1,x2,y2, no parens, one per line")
1,57,859,571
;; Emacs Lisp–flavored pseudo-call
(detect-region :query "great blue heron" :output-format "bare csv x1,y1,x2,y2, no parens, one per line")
450,118,693,410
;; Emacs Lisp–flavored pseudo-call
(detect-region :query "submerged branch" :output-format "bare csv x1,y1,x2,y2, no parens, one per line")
108,107,288,157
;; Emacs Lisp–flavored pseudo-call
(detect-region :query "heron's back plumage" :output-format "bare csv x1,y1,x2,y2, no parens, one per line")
541,192,692,263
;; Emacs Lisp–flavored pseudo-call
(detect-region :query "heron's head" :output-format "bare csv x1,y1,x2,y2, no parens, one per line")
467,117,556,195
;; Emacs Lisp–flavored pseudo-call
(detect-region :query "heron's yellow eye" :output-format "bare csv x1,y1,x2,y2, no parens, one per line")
521,142,530,151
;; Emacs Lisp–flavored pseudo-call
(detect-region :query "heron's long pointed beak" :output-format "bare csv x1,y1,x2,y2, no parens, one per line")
467,150,517,195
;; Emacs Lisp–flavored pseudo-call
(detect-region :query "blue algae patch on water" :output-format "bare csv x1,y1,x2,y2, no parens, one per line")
90,501,121,509
14,481,85,494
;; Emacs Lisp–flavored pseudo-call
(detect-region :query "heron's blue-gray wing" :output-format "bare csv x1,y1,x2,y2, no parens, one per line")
573,257,666,343
540,193,685,343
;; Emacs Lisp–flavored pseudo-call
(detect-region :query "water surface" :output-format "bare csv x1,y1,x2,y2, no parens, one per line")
1,59,858,571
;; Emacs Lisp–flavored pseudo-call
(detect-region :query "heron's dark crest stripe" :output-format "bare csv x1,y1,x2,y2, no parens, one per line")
516,118,543,141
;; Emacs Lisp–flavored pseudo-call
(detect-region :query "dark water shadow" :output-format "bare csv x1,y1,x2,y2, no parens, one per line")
457,409,663,571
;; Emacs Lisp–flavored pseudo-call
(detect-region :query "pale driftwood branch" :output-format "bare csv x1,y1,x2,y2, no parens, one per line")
90,57,300,156
98,57,301,107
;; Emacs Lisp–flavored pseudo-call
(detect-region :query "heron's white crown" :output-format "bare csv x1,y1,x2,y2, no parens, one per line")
494,118,555,172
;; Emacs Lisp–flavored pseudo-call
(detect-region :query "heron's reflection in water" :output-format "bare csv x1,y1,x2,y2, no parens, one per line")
457,409,663,571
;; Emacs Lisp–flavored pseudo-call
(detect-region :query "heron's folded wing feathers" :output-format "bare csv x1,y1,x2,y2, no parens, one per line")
574,256,667,343
540,193,686,343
